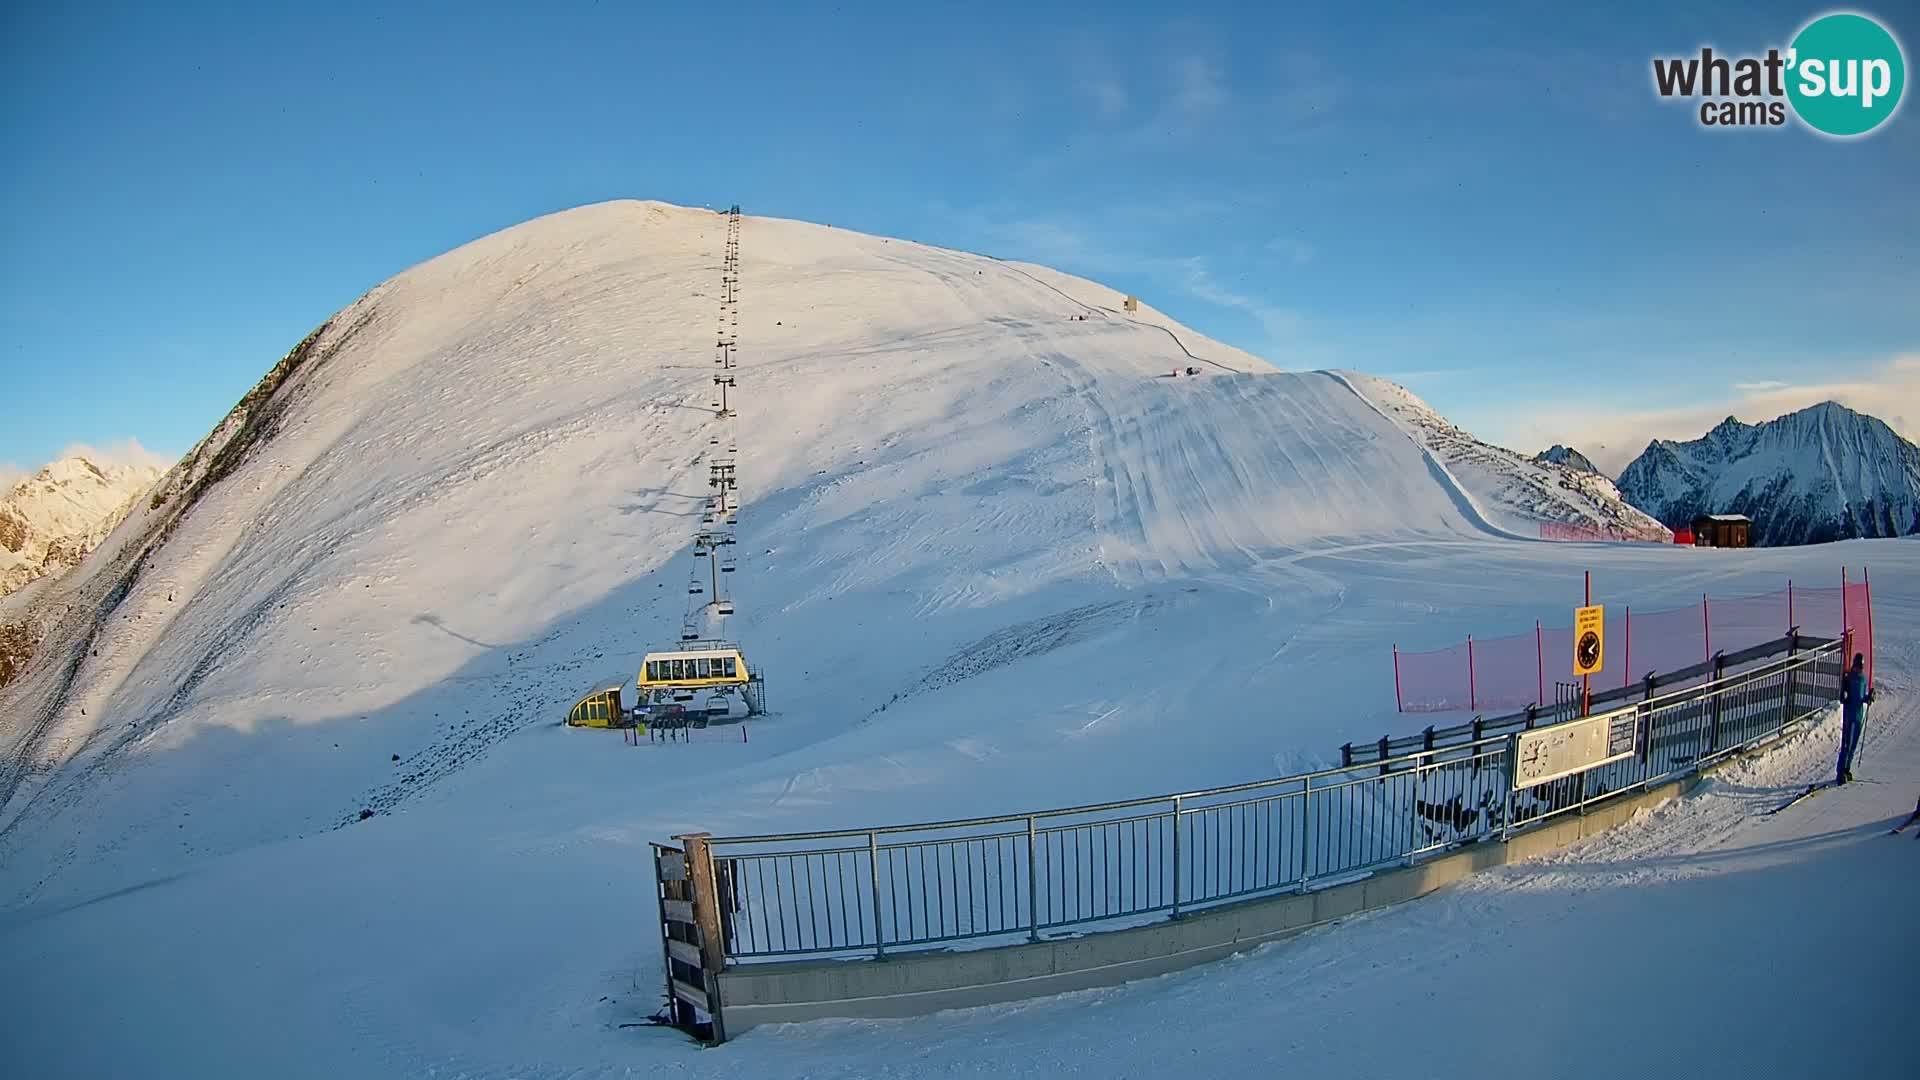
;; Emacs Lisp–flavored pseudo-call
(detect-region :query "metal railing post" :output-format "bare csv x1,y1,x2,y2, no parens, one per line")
1784,631,1799,728
1406,752,1421,862
1299,779,1312,889
867,830,885,959
1026,815,1040,942
1707,653,1726,755
1501,736,1516,838
1171,796,1184,918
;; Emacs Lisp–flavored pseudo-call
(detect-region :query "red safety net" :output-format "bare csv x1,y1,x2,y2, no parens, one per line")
1392,571,1875,714
1845,578,1875,685
1395,640,1471,712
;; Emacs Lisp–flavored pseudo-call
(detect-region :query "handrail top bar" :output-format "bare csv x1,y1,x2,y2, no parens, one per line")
1358,636,1839,758
705,638,1841,847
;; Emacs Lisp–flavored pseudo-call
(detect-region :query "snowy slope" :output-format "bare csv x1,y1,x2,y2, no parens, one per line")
0,457,162,600
1342,373,1670,540
0,199,1910,1077
0,199,1563,905
1617,402,1920,546
1,540,1909,1080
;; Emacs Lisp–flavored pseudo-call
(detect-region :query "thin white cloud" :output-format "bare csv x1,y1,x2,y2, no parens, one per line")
1173,54,1230,113
0,439,176,494
1177,258,1301,340
1511,353,1920,475
1379,369,1467,383
1077,75,1128,118
57,438,178,472
1060,36,1131,122
1267,235,1315,265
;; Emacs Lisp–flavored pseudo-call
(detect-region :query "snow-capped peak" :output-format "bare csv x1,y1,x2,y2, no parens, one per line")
1616,400,1920,545
0,455,166,599
1534,444,1600,475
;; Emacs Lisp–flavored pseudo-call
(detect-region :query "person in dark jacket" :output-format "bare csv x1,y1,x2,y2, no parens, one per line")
1837,653,1874,784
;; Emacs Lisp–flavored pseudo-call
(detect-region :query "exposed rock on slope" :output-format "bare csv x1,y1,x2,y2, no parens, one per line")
1535,445,1599,475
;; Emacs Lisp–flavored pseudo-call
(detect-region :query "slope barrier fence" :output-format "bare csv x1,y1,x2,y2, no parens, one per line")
1391,570,1873,715
649,630,1855,1042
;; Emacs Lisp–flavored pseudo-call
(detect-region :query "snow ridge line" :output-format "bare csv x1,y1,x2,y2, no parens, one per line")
991,259,1240,374
1321,370,1534,543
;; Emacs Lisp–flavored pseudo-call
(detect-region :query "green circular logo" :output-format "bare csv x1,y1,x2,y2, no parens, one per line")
1787,12,1906,136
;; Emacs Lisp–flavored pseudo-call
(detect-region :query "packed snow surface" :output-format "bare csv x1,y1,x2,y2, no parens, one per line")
1,201,1908,1078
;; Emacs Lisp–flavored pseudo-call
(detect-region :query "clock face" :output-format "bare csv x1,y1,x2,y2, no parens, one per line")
1577,631,1602,671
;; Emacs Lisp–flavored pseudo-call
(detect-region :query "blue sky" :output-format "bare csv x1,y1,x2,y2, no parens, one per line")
3,0,1915,480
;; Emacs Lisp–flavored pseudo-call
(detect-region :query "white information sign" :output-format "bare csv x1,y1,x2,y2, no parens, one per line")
1512,706,1640,789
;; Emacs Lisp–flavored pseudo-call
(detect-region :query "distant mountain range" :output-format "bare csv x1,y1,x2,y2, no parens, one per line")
1534,445,1600,475
0,456,164,599
1615,402,1920,546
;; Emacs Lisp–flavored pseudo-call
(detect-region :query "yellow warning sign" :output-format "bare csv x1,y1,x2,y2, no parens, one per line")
1573,604,1605,676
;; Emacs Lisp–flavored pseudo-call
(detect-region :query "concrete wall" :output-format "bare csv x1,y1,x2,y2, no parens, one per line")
716,771,1707,1035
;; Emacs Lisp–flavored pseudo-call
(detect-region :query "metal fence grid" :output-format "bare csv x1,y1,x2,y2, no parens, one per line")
702,639,1845,962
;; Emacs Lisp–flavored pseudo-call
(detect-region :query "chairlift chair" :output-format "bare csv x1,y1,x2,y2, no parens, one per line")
713,599,734,616
689,583,704,595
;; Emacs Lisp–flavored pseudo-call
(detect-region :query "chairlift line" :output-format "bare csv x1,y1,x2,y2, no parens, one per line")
621,199,762,727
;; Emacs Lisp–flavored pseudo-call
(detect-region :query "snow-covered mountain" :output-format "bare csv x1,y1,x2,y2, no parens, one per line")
0,200,1681,896
1347,376,1669,541
0,456,163,600
1535,444,1599,475
1616,402,1920,546
4,198,1821,1077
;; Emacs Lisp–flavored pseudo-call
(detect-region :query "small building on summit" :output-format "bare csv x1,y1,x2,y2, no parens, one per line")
1691,513,1752,548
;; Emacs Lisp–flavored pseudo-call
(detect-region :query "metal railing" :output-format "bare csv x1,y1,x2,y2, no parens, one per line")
700,638,1846,962
1348,631,1818,766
